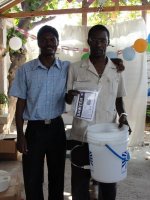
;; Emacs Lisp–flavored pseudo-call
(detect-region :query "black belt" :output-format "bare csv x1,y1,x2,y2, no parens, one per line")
28,116,61,125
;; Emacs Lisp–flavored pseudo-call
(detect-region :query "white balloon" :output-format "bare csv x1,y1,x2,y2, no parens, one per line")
9,36,22,51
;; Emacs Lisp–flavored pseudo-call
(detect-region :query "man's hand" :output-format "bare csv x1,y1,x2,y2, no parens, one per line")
17,133,28,154
111,58,125,72
65,90,80,104
118,115,132,135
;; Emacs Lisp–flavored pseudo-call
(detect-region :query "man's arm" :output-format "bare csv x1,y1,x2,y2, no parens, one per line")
65,90,80,104
111,58,125,72
15,98,28,154
116,97,132,134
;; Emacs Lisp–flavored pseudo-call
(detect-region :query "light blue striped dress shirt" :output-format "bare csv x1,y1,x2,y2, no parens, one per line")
9,58,70,120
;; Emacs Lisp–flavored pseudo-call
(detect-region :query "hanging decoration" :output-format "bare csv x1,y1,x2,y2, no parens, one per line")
133,38,148,53
10,26,150,60
147,43,150,53
106,51,118,59
147,33,150,43
15,27,36,40
122,47,135,61
60,46,89,53
81,52,90,60
9,36,22,51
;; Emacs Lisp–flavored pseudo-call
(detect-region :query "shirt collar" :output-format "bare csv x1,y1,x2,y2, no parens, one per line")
32,58,61,70
80,57,114,75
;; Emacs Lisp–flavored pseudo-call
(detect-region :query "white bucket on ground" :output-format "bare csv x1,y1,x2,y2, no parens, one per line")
87,123,129,183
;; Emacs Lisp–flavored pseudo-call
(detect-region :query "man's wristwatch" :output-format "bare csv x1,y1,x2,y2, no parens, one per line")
119,113,128,119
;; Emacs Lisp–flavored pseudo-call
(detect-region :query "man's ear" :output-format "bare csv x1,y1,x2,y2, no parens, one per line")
107,40,110,46
37,40,40,48
56,40,59,47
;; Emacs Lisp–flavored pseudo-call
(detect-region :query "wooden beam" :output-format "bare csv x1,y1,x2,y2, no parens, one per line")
82,0,88,26
1,5,150,18
0,0,24,14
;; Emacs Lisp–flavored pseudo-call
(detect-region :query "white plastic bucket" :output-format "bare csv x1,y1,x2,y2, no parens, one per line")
87,123,129,183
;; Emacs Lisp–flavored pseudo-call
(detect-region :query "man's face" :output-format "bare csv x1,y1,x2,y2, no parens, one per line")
88,30,109,57
38,32,58,56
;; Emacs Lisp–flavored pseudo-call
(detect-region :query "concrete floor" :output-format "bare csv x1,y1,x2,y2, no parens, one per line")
0,121,150,199
0,144,150,200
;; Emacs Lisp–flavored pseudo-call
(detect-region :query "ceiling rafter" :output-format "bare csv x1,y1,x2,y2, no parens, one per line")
0,0,24,14
0,5,150,18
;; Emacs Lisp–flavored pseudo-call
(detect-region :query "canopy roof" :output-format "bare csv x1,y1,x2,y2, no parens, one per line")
0,0,150,19
0,0,14,8
0,0,22,13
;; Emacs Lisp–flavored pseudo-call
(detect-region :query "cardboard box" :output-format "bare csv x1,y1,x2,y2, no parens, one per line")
0,135,18,161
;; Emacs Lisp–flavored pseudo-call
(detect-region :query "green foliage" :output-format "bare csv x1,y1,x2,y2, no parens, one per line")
43,0,58,10
25,0,43,11
0,93,8,105
7,0,144,27
7,28,27,45
3,0,145,44
87,0,142,26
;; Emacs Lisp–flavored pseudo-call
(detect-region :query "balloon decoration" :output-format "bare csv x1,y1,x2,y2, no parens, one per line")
133,38,148,53
14,23,150,62
9,36,22,51
147,43,150,53
81,34,150,61
147,33,150,43
106,51,118,59
122,47,135,61
81,52,90,60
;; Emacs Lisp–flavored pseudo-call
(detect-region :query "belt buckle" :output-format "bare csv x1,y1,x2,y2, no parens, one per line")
44,120,51,124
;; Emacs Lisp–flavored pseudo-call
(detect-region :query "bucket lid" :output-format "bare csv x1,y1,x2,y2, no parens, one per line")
87,123,129,144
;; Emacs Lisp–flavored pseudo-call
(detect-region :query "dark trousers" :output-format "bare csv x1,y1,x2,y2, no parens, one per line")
22,117,66,200
70,140,117,200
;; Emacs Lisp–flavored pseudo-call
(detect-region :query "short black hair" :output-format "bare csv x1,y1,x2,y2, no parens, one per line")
88,25,110,40
37,25,59,41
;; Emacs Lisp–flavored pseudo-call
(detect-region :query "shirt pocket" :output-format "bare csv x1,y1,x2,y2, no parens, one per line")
106,74,119,96
73,80,98,91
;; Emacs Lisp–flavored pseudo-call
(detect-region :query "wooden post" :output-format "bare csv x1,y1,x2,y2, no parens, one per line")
0,21,5,93
82,0,88,26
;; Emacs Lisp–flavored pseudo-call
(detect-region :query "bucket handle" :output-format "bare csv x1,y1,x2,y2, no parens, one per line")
105,144,130,162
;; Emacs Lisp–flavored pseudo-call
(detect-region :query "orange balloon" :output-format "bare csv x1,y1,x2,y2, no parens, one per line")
133,38,148,53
